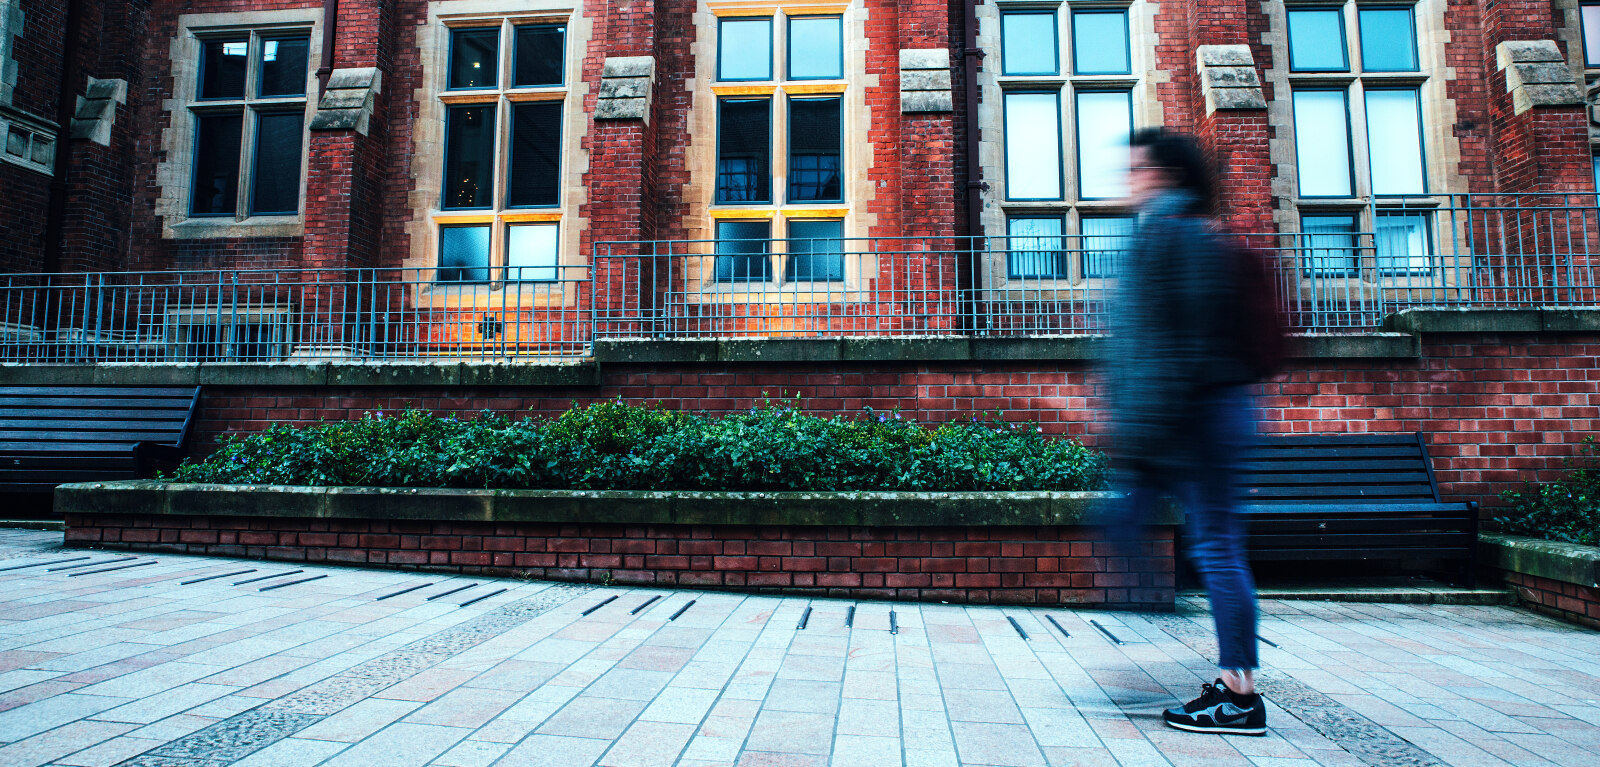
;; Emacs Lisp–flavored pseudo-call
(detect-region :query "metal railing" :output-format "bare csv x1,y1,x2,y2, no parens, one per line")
2,194,1597,362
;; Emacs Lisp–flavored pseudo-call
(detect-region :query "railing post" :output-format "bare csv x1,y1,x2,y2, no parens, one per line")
226,272,238,361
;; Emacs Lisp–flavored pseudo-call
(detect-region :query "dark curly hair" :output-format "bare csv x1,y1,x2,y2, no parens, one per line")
1129,128,1217,215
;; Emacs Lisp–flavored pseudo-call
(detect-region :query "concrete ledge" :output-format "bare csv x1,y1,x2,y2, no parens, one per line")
1481,532,1600,589
594,334,1404,363
0,361,601,388
1384,307,1600,335
57,480,1164,527
1289,333,1420,358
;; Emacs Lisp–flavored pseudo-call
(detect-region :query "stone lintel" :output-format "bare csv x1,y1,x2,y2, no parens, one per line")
310,67,382,135
596,56,655,123
1196,45,1265,115
900,47,953,114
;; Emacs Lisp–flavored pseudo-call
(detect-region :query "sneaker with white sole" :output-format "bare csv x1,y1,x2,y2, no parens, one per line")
1162,679,1267,735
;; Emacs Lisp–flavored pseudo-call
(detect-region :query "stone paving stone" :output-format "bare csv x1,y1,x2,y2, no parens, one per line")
317,722,467,767
499,733,613,766
292,698,419,742
536,695,649,740
0,692,130,741
225,736,346,767
949,721,1048,766
742,710,835,755
53,735,165,767
0,718,133,767
599,720,697,767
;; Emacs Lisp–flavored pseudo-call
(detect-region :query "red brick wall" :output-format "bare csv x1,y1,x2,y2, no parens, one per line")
64,513,1176,608
1502,570,1600,629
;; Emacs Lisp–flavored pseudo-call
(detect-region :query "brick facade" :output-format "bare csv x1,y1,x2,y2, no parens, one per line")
1503,570,1600,629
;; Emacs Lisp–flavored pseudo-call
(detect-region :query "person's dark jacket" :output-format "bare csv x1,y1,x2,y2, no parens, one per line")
1103,189,1252,471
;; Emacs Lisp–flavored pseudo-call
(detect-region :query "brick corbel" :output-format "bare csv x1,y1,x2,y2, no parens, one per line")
596,56,655,123
309,67,382,134
1196,45,1266,114
1495,40,1583,115
69,76,126,146
899,48,952,113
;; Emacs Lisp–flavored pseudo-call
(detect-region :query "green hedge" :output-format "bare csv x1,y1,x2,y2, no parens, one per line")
1494,438,1600,546
169,400,1110,492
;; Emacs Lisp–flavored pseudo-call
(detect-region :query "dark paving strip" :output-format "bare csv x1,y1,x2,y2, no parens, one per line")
668,599,695,621
234,570,302,586
1089,619,1125,645
375,582,432,601
796,606,812,630
181,569,256,585
889,610,898,635
49,557,136,572
1043,614,1071,638
845,605,855,627
581,595,618,616
630,595,661,614
67,560,156,577
1007,615,1030,640
1146,612,1448,767
0,555,89,572
459,588,506,607
258,574,327,592
426,582,477,601
113,583,590,767
1258,633,1280,648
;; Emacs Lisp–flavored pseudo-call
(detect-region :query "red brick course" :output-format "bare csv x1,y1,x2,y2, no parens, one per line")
64,513,1176,608
1503,570,1600,630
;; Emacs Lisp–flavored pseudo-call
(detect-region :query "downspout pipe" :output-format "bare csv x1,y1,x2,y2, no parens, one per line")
316,0,340,92
962,0,987,247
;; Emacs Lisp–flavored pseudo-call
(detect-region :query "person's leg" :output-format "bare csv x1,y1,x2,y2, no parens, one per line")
1185,385,1257,680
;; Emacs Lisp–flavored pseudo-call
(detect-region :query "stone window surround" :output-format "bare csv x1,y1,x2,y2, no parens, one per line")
1553,0,1600,151
1263,0,1467,297
405,0,592,310
977,0,1162,291
0,0,19,106
684,0,878,300
0,105,55,176
155,9,323,240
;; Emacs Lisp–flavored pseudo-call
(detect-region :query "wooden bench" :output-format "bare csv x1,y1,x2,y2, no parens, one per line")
1237,433,1478,585
0,386,202,492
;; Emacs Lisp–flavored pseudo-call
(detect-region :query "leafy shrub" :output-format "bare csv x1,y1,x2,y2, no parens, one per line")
1493,437,1600,546
169,399,1109,492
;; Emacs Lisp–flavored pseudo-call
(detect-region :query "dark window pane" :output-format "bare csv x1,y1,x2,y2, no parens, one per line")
788,16,843,79
719,18,772,80
508,102,561,207
251,112,303,214
449,28,499,89
788,97,841,202
439,226,491,282
786,219,844,281
1072,11,1129,75
717,98,770,203
514,25,565,86
1286,9,1348,71
191,112,243,216
200,38,248,99
443,105,495,209
1006,217,1066,278
1358,9,1417,72
258,36,310,97
715,220,771,281
1301,215,1358,275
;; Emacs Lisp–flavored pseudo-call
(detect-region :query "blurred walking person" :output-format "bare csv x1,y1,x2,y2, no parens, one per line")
1104,128,1271,736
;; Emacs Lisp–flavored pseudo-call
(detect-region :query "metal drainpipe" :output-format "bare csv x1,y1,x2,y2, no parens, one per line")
962,0,987,246
316,0,340,93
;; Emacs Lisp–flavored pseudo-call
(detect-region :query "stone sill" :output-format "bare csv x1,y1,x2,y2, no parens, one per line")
57,480,1159,528
1480,532,1600,589
0,361,601,388
1385,307,1600,334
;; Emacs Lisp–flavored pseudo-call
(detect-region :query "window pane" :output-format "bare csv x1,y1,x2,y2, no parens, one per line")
5,127,25,157
1358,9,1417,72
1006,217,1066,278
788,97,842,202
715,220,771,281
258,36,310,97
1073,11,1130,75
1292,90,1352,196
717,98,771,203
449,28,499,89
200,38,248,99
507,224,559,281
1586,6,1600,68
1376,214,1429,273
1003,92,1061,200
1076,90,1131,199
1365,89,1425,195
191,112,243,215
1001,12,1058,76
508,101,562,207
1081,216,1134,278
787,219,844,281
1301,215,1357,275
439,226,491,282
443,105,495,209
514,25,565,87
1287,9,1348,71
788,16,843,79
251,112,303,215
719,18,772,81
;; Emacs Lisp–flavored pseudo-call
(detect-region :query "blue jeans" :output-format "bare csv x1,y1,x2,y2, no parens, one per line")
1113,385,1258,670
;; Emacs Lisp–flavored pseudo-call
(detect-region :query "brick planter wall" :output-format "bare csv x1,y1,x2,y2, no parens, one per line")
63,514,1175,608
1503,571,1600,630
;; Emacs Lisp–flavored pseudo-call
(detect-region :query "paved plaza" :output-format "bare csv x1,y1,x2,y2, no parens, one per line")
2,528,1599,767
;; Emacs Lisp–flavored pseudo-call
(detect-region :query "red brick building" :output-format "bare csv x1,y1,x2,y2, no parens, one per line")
3,0,1600,510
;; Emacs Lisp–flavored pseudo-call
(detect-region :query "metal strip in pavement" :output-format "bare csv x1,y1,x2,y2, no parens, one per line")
235,570,302,585
181,569,255,585
845,605,855,627
797,606,812,630
67,560,156,577
1007,615,1030,640
1089,619,1124,645
375,582,432,601
0,555,89,571
889,610,898,635
669,600,695,621
459,588,506,607
581,595,618,616
259,574,328,592
629,595,661,614
49,556,136,571
426,582,477,601
1044,614,1070,637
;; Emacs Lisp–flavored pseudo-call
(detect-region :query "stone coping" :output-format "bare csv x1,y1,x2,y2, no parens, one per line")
1385,306,1600,334
56,480,1166,527
1480,532,1600,588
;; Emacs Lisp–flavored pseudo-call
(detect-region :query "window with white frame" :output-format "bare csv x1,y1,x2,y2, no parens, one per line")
435,20,567,283
711,11,847,284
996,4,1136,280
1286,3,1431,275
188,32,311,218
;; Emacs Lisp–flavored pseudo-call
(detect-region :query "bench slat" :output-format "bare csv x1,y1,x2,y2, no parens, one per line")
1251,434,1420,446
1241,471,1433,485
1240,459,1425,472
0,430,184,444
0,386,198,398
0,397,195,409
1248,547,1473,561
1242,446,1425,460
0,419,189,433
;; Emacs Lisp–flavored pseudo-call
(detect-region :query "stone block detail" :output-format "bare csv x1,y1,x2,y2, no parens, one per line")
597,56,654,123
0,0,20,105
900,47,953,114
69,76,126,146
1497,40,1582,115
310,67,381,135
1196,45,1264,114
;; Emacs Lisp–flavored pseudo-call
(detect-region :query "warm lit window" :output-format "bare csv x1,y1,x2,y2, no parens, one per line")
189,33,310,217
435,20,568,283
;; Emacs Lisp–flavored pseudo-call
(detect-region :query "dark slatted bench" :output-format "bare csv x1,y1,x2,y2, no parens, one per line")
1237,433,1478,585
0,386,202,492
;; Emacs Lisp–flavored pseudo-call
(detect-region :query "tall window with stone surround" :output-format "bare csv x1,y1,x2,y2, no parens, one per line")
995,4,1137,281
710,8,847,285
1285,3,1431,275
436,19,568,283
188,32,311,218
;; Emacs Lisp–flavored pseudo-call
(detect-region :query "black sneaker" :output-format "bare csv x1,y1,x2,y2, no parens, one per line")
1162,679,1267,735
